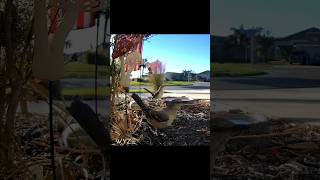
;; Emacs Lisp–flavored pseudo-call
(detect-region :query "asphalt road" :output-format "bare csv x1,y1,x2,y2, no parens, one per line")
21,82,210,114
212,65,320,121
61,78,108,88
130,81,209,90
61,79,210,99
213,65,320,90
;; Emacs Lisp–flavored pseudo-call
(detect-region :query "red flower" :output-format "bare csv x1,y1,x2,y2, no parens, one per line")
112,34,141,59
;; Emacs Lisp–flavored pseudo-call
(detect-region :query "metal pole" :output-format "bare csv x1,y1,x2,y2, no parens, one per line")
250,37,254,65
95,12,100,115
47,8,59,179
49,81,56,180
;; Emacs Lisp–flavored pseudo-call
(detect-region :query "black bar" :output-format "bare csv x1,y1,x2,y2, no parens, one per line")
49,81,56,180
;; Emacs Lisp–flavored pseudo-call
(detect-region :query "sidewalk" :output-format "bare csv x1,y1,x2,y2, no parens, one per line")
164,89,210,100
213,88,320,121
133,90,210,100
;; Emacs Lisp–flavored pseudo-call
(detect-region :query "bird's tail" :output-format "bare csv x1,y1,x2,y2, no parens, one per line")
131,93,149,111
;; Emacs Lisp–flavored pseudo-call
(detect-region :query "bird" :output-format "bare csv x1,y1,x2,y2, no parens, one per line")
131,93,187,128
66,95,110,158
143,85,164,99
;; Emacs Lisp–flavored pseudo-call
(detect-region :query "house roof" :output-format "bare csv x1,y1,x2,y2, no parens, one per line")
278,27,320,41
198,70,210,75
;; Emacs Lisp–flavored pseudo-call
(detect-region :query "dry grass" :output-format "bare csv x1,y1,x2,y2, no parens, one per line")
149,74,165,91
111,109,143,146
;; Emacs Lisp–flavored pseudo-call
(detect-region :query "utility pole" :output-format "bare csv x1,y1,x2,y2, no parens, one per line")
250,36,254,65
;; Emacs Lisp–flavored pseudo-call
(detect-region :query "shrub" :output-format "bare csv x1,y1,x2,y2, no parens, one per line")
148,60,166,91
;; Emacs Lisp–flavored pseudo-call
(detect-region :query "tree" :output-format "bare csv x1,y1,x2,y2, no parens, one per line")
227,25,271,63
255,33,274,62
141,58,148,73
182,69,193,81
71,53,78,62
0,0,34,169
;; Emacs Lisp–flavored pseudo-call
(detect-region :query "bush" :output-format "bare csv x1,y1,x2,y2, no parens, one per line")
149,74,165,91
137,78,147,82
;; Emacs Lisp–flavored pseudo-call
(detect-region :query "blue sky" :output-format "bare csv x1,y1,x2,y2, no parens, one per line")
211,0,320,37
141,34,210,74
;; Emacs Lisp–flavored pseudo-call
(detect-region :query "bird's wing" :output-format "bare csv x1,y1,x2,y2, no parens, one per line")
150,110,169,122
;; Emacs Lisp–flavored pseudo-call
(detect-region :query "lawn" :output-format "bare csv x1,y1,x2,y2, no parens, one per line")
62,87,148,99
62,87,110,99
130,81,193,86
64,62,109,78
212,63,268,77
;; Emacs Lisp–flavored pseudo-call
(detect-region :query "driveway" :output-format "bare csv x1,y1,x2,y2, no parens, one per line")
213,65,320,121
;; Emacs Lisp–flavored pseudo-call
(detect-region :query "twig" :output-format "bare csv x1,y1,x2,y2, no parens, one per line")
32,141,101,154
229,131,305,140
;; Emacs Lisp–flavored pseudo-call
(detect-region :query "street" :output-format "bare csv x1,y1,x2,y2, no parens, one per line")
212,65,320,121
131,82,210,99
19,82,209,114
61,78,108,88
61,78,210,100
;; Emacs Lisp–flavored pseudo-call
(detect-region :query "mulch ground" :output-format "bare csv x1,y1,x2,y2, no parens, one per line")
112,96,210,146
134,99,210,146
211,116,320,180
0,113,110,180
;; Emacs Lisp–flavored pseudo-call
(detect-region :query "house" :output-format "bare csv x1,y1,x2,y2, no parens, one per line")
165,72,182,81
165,71,209,81
212,27,320,65
197,70,210,82
272,27,320,64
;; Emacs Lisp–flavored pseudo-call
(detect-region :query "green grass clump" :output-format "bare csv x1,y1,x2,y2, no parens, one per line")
64,62,109,78
130,81,193,86
212,63,267,77
62,87,110,97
